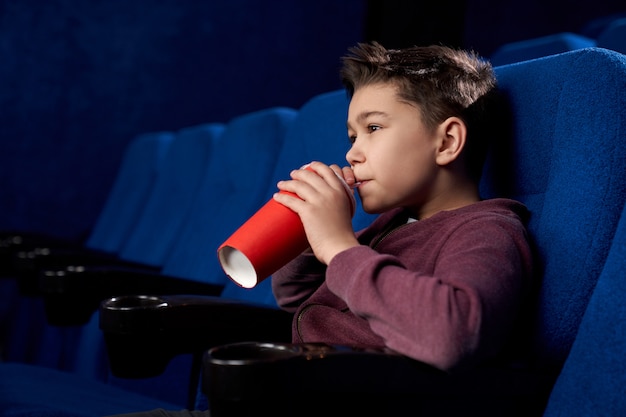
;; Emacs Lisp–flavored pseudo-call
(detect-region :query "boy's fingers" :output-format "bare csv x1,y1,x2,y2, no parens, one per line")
341,166,357,185
329,164,343,178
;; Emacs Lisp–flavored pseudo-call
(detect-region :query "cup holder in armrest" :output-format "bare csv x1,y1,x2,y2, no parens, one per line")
208,342,302,365
99,295,169,334
103,294,169,310
203,342,432,417
203,341,419,394
203,341,555,417
99,295,294,379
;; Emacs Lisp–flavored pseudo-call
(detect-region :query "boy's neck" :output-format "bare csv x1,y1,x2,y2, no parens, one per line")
413,177,480,220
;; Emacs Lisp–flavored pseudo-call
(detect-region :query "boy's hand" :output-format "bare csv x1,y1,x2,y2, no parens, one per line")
337,164,358,188
273,161,359,265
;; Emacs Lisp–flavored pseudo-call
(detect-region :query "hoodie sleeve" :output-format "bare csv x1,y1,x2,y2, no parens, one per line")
324,215,531,371
271,249,327,313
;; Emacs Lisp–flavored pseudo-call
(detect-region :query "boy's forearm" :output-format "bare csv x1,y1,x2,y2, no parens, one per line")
271,249,326,312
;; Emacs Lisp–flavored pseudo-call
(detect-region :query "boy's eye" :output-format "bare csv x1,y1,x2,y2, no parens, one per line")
347,124,380,144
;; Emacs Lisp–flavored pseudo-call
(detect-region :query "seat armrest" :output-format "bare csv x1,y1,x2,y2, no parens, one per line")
203,341,558,417
39,266,223,326
99,294,293,378
0,231,83,276
12,245,157,294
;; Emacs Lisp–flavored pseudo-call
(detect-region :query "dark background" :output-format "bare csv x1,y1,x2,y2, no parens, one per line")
1,0,624,239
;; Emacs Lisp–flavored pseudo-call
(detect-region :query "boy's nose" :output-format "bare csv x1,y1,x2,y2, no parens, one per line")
346,144,362,166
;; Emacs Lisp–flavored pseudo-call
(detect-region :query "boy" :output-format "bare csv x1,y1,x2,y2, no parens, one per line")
107,42,532,416
272,41,532,372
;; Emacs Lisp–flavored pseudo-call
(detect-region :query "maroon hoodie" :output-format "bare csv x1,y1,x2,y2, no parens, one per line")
272,199,534,372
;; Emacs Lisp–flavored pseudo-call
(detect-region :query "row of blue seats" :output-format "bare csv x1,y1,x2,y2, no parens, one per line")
1,109,288,404
489,16,626,66
0,88,378,409
1,46,626,416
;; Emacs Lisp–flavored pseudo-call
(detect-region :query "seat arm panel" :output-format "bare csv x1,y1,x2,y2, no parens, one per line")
99,294,293,378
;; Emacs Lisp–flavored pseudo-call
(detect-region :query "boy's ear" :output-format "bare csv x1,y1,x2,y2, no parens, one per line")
435,117,466,166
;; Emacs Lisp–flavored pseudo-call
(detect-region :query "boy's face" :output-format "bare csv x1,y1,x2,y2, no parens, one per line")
346,82,442,216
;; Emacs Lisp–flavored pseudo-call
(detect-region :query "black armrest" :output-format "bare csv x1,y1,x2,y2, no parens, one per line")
40,266,223,326
12,245,156,295
0,231,83,252
99,294,293,378
0,231,83,278
203,341,558,417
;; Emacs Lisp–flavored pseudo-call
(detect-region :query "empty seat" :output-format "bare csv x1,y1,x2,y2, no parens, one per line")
490,32,596,66
1,130,175,369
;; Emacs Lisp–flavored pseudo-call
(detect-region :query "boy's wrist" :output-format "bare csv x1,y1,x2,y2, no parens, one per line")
320,239,360,265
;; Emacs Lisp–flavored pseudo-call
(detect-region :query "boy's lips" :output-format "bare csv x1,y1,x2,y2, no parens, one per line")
352,179,369,189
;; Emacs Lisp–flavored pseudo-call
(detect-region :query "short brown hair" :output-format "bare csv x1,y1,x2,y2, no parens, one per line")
340,42,502,182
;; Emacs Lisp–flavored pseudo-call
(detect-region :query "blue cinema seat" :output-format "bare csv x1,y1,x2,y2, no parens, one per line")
542,202,626,417
78,132,177,257
96,47,626,415
96,93,372,406
39,90,371,411
37,106,298,325
1,130,175,367
36,123,228,326
2,123,225,405
11,123,225,284
99,88,379,370
6,122,225,331
203,47,626,416
0,131,174,283
0,106,297,414
41,106,298,407
489,32,596,66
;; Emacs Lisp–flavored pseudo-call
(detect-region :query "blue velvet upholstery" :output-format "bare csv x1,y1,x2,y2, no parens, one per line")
0,363,181,417
2,125,223,371
0,108,298,413
84,132,175,254
155,107,298,290
1,131,174,370
119,123,225,267
3,124,223,407
543,203,626,416
489,32,597,66
483,48,626,371
104,107,298,404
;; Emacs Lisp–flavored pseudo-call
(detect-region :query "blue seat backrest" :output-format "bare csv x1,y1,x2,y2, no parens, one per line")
490,32,597,66
219,90,379,306
481,47,626,368
84,131,175,254
159,107,298,287
78,108,296,404
118,123,225,267
1,131,175,371
543,202,626,416
19,125,222,391
596,17,626,54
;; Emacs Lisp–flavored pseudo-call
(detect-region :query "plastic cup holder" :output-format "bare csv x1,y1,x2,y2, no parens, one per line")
102,295,168,310
208,342,301,365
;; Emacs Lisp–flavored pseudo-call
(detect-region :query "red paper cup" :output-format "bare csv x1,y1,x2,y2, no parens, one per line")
218,164,356,288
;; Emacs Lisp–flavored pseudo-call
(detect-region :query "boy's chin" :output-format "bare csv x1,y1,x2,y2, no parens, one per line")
360,203,385,215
